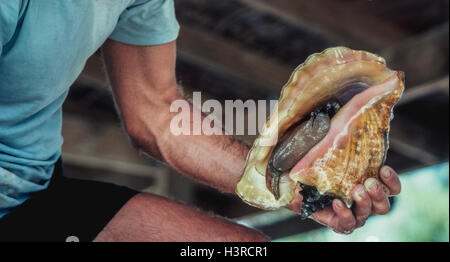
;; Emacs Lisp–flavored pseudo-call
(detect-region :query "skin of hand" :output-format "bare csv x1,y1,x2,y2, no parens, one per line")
101,39,402,234
286,165,401,234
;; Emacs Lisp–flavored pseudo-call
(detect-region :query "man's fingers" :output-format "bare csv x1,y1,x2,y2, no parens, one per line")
365,178,390,215
333,199,356,233
309,167,400,233
380,166,401,196
351,184,372,227
310,206,336,227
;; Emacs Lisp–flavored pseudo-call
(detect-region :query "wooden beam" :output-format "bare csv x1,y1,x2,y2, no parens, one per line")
398,75,449,106
381,22,449,86
78,23,448,97
389,138,440,166
389,114,445,166
178,23,448,94
74,26,292,94
239,0,410,50
61,113,171,195
62,152,161,178
177,26,292,93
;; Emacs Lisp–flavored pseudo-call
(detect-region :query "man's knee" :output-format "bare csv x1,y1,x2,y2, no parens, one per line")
96,193,271,242
235,231,270,242
219,222,270,242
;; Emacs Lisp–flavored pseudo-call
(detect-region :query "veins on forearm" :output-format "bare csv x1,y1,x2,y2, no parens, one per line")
150,99,249,193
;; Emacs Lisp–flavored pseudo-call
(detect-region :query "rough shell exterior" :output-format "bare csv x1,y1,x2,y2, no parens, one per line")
289,81,404,207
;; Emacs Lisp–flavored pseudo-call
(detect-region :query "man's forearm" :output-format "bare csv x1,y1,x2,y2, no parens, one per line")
102,39,248,194
128,95,249,194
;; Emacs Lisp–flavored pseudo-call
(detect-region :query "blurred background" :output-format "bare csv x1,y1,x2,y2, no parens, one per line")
64,0,449,241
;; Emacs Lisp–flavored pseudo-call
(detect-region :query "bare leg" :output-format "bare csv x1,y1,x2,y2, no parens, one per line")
93,193,270,242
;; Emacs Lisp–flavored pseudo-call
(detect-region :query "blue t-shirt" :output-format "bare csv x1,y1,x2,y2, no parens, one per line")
0,0,179,218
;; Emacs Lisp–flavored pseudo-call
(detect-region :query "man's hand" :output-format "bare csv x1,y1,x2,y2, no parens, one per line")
287,165,401,234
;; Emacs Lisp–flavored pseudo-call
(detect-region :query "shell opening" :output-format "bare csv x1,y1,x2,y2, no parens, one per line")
267,81,371,210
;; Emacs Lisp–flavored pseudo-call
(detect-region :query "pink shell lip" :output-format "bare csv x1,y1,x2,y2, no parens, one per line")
289,71,405,178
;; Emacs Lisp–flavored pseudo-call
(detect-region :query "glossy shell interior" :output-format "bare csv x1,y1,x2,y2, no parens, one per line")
236,47,405,210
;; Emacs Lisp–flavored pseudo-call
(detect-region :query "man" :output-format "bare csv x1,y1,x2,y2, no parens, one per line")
0,0,401,242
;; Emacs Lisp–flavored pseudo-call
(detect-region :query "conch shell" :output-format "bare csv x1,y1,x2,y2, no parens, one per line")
236,47,404,211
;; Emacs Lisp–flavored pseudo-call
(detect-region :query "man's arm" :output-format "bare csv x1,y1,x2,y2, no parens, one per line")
101,39,401,234
102,39,248,194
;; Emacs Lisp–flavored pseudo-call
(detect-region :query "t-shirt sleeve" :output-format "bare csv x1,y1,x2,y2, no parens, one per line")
0,0,22,54
109,0,180,46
